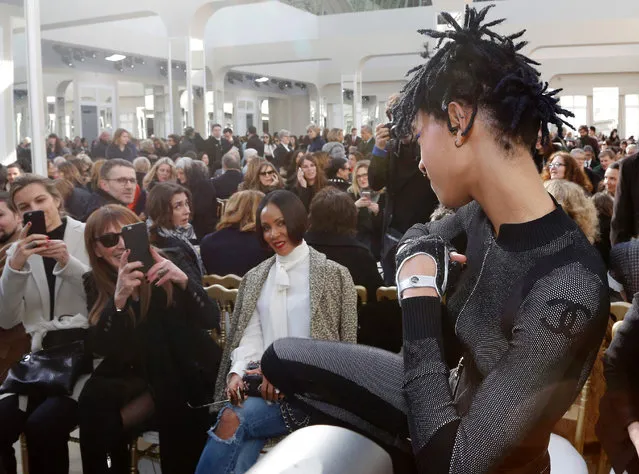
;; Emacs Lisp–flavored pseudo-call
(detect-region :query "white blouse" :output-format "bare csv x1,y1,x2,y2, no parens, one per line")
229,241,311,377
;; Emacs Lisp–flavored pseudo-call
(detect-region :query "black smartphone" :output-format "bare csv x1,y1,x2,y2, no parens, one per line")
121,222,154,272
23,210,46,236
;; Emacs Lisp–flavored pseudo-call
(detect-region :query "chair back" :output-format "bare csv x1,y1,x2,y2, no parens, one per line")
202,273,242,289
205,284,238,348
376,286,397,302
354,285,368,306
217,198,228,219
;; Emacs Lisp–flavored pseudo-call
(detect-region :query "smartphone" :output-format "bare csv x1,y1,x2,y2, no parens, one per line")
23,210,46,236
121,222,154,272
361,191,371,199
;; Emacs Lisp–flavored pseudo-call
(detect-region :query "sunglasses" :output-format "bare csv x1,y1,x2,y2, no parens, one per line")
96,232,122,248
259,170,277,177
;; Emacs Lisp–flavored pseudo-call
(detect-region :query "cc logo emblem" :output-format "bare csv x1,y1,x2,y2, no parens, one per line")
540,298,592,339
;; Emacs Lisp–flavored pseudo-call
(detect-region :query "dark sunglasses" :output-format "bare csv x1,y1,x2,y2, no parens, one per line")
96,232,122,248
259,170,277,177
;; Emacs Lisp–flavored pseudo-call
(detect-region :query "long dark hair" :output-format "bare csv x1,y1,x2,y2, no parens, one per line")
146,182,192,234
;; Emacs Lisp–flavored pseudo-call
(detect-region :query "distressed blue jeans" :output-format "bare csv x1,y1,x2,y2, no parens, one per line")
195,396,288,474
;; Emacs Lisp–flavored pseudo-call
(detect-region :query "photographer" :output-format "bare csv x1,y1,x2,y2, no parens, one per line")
369,98,440,283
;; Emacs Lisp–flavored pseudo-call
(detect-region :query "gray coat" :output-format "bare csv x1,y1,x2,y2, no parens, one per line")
214,247,358,401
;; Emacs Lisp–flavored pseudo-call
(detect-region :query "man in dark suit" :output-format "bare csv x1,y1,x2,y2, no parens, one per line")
212,153,243,200
273,129,292,172
91,131,111,158
195,123,226,173
357,125,375,157
369,124,440,284
344,128,362,149
245,126,264,157
611,152,639,245
577,125,600,158
222,127,243,159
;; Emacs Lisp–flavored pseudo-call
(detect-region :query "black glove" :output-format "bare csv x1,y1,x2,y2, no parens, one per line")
395,235,460,300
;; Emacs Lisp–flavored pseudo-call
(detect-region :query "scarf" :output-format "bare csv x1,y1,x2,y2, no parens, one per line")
151,221,205,276
269,241,310,339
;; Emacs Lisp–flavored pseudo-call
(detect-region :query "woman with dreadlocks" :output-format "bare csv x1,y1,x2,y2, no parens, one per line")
258,5,609,474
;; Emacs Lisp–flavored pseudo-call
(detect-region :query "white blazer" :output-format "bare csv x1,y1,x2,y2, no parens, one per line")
0,216,90,333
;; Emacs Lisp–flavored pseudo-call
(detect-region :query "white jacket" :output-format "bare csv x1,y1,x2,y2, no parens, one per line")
0,216,90,333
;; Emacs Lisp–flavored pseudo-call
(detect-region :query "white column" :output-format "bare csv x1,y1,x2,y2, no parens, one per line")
185,37,194,128
619,94,626,138
0,10,17,165
167,40,175,134
25,0,46,175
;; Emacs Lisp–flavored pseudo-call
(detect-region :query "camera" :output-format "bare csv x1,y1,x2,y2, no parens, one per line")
242,361,263,397
384,122,398,140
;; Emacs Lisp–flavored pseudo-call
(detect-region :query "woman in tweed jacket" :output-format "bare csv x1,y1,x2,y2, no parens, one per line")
196,190,357,474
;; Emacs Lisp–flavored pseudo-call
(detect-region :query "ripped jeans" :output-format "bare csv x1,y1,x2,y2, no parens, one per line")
195,396,288,474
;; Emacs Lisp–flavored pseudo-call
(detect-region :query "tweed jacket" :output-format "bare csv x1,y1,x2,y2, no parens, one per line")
214,247,357,401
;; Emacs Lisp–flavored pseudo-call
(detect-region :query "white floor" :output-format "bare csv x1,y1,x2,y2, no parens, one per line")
13,439,162,474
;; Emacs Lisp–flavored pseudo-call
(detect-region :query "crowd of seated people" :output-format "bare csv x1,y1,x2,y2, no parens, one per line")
4,21,639,473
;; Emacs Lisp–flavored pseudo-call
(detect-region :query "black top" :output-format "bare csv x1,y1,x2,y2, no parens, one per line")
305,231,382,297
246,135,264,157
399,201,609,472
211,170,243,200
44,219,67,320
105,143,137,162
611,153,639,245
368,141,439,247
327,178,350,193
91,139,109,159
65,186,92,222
187,179,218,241
194,134,225,173
83,189,127,221
200,227,271,277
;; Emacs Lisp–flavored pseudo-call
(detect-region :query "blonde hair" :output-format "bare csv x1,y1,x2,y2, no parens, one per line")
326,128,343,143
217,190,265,232
348,160,370,197
133,156,151,174
143,157,176,190
544,179,599,243
90,159,107,191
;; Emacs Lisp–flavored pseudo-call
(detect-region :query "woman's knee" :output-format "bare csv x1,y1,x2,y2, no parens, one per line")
214,408,240,440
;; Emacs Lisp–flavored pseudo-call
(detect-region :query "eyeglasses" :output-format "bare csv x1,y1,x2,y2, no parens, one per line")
96,232,122,248
106,177,137,186
259,170,277,177
548,163,566,169
356,173,368,179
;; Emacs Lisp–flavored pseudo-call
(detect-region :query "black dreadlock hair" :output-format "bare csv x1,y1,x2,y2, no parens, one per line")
391,4,574,153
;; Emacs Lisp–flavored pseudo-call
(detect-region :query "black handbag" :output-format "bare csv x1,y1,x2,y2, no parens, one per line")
0,338,89,397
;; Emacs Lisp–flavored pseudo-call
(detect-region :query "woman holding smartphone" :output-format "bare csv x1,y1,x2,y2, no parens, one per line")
79,204,221,474
0,174,90,474
348,160,385,259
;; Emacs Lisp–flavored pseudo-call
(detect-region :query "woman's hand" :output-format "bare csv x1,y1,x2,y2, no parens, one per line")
37,239,70,267
8,223,48,271
245,367,282,402
227,373,245,406
114,250,145,310
368,201,380,215
297,168,307,188
146,247,188,290
354,197,370,208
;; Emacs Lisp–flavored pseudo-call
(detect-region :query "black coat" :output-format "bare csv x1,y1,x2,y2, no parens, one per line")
211,170,243,200
327,178,350,193
105,143,137,162
150,231,203,281
91,140,109,159
187,179,218,241
349,191,385,260
305,231,382,297
200,227,271,277
357,138,375,157
83,189,128,221
246,135,264,157
597,295,639,474
65,186,92,221
308,137,326,153
611,153,639,245
273,144,291,171
369,140,439,284
194,134,225,173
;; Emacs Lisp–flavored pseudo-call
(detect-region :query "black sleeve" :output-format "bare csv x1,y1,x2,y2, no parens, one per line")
611,158,635,245
603,294,639,428
88,297,138,362
293,186,313,212
401,263,607,473
368,152,389,191
400,202,475,248
174,278,221,332
192,182,218,241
